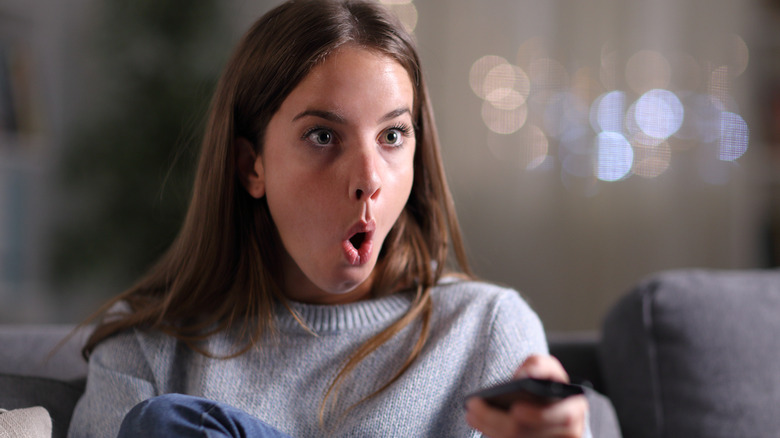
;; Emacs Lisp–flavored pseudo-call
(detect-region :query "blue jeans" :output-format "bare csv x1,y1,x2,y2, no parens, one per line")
117,394,293,438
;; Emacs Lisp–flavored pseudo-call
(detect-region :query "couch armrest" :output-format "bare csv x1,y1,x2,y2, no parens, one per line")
548,331,605,394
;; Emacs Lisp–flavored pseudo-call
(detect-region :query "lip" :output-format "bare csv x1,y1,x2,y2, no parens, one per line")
342,219,376,266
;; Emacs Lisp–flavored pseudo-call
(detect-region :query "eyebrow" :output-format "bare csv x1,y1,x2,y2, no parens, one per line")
292,109,346,124
377,107,412,124
292,107,412,124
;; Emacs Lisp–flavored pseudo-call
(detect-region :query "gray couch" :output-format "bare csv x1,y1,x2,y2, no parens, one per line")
2,268,779,437
0,325,89,437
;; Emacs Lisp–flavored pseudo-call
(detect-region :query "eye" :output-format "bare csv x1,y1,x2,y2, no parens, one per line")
304,128,336,147
384,130,401,145
380,124,412,147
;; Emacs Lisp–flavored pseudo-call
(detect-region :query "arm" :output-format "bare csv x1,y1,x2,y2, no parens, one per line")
466,355,589,438
465,290,590,438
67,330,157,438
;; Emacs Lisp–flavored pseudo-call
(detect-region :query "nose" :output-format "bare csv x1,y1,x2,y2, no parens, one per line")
349,144,382,202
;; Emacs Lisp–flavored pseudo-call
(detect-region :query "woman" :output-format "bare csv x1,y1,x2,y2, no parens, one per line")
68,1,588,437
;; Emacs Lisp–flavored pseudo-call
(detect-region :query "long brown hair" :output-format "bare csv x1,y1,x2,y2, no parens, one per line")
82,0,472,422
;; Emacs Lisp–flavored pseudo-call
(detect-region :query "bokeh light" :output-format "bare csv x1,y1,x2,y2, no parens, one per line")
632,141,672,178
726,33,750,77
379,0,417,32
709,65,731,108
596,132,634,181
520,125,550,170
486,88,524,110
484,65,530,109
718,112,749,161
471,33,750,189
482,99,527,134
485,124,549,170
591,90,626,133
470,56,510,99
484,63,519,97
634,89,684,140
625,50,671,94
471,56,532,135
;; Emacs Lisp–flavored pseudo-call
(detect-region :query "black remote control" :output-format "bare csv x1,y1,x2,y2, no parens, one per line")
466,378,584,410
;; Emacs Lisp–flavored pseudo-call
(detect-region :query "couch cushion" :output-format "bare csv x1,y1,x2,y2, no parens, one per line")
0,406,52,438
0,374,85,438
599,268,780,438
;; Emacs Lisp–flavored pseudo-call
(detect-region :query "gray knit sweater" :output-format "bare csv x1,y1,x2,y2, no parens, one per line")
68,280,551,437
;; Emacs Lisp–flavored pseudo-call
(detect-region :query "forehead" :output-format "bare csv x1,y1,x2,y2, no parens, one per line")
278,46,415,118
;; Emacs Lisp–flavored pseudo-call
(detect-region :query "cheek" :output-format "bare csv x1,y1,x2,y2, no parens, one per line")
399,148,416,201
264,166,347,253
399,167,414,205
266,173,331,228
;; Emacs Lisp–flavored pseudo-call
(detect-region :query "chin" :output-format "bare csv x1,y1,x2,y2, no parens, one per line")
324,269,374,296
327,279,366,295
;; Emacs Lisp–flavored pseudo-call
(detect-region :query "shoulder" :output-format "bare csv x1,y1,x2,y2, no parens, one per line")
427,277,548,386
430,277,547,350
89,327,168,374
93,301,179,358
431,277,539,321
90,305,180,378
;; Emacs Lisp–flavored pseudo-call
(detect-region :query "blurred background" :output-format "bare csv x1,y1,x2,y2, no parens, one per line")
1,0,779,333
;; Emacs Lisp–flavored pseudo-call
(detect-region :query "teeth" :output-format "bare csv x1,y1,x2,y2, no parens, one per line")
349,232,366,248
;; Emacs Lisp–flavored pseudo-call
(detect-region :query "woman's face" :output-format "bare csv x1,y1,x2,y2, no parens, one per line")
248,46,416,304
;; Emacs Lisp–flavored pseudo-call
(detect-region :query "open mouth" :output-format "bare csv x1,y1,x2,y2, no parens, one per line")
349,232,367,250
342,225,375,266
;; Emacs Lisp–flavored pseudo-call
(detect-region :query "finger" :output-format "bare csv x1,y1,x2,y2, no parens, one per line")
513,354,569,383
509,395,588,437
465,397,522,438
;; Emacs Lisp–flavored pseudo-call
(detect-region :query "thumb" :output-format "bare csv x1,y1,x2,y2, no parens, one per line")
512,354,570,383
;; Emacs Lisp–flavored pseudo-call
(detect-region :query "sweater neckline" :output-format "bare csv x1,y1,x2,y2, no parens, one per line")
275,292,413,332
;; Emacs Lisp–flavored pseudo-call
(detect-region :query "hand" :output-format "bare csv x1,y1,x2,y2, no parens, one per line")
465,355,588,438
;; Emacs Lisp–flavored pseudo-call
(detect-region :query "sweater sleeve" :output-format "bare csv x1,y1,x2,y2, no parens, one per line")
477,289,593,438
67,330,157,438
477,289,549,389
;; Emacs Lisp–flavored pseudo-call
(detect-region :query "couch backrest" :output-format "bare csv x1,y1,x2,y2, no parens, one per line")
599,268,780,438
0,324,90,381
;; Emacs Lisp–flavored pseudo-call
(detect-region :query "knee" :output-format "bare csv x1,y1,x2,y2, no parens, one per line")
119,394,208,436
131,393,196,418
142,393,198,410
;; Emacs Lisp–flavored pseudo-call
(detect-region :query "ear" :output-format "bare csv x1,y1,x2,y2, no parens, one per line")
235,137,266,199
